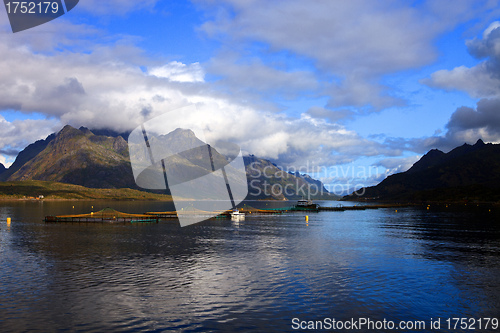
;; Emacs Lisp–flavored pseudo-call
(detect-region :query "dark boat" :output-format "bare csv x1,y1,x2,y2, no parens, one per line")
293,199,319,211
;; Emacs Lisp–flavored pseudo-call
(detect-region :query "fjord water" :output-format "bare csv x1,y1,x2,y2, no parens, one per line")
0,201,499,332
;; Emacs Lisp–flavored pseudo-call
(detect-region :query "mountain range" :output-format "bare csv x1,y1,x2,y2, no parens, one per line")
0,125,335,200
356,139,500,202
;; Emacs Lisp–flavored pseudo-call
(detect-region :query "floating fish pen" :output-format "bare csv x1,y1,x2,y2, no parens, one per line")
147,208,234,219
145,205,286,220
144,211,178,219
45,208,158,223
43,204,416,224
146,206,223,219
238,204,287,215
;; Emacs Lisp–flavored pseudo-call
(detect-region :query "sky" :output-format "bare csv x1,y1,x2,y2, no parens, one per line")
1,0,500,194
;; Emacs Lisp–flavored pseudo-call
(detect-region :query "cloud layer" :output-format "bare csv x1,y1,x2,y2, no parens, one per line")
2,1,500,188
422,21,500,148
424,21,500,98
0,17,389,169
199,0,499,114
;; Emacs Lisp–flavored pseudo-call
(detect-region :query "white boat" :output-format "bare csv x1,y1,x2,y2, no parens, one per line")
230,209,245,221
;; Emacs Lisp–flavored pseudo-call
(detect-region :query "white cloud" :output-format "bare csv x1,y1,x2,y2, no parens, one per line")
415,21,500,149
374,156,421,175
326,76,405,110
482,20,500,39
0,115,61,162
424,20,500,98
149,62,205,83
0,26,397,169
423,64,500,98
206,54,319,102
198,0,497,112
6,1,488,178
201,0,438,73
0,155,11,168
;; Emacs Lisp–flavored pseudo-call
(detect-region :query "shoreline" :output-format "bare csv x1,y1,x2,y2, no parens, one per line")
344,198,500,206
0,180,340,202
0,197,174,202
0,180,174,201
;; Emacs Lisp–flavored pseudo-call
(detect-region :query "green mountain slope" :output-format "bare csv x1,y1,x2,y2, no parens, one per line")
7,126,135,188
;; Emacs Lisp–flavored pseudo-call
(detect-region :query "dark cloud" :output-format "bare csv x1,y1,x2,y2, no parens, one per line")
0,148,21,157
447,98,500,132
383,98,500,155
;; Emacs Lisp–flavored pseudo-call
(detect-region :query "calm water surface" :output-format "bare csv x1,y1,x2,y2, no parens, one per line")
0,200,499,332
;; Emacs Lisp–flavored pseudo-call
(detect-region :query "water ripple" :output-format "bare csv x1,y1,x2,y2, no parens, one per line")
0,202,498,331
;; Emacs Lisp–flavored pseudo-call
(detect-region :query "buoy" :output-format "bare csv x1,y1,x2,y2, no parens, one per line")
305,215,309,222
7,217,11,224
72,206,74,209
395,210,397,213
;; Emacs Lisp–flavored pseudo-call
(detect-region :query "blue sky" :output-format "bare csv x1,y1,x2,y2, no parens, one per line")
1,0,500,193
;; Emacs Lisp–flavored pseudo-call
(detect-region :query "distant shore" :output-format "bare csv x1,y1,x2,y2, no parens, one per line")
0,180,173,201
344,196,500,207
0,180,340,202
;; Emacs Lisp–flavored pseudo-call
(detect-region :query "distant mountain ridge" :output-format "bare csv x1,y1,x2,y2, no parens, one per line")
244,154,335,200
293,171,329,193
1,125,334,200
357,139,500,202
406,139,487,174
85,127,130,140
